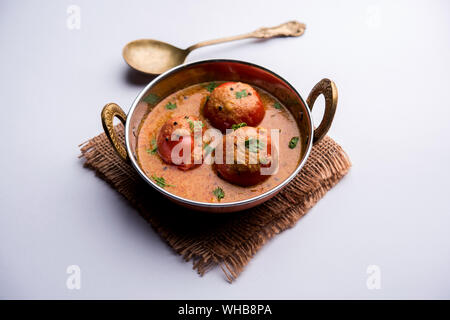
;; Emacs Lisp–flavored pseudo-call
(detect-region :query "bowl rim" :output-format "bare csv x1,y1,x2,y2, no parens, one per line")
125,59,314,210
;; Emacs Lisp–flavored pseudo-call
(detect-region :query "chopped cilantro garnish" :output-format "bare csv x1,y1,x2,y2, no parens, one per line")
204,143,215,155
273,102,282,109
245,138,265,153
143,93,159,104
165,102,177,110
188,120,204,131
146,138,158,155
151,175,174,188
213,187,225,201
204,82,219,92
289,136,299,149
231,122,247,130
235,89,248,99
260,156,270,165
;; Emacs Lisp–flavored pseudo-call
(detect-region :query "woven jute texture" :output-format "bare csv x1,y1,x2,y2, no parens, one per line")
79,124,351,282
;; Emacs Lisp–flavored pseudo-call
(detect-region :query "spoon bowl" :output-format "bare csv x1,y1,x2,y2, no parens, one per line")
123,39,188,75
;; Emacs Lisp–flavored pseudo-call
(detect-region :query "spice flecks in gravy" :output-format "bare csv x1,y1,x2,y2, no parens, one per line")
136,83,302,203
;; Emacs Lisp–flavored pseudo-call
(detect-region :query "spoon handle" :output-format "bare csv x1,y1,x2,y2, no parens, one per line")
186,21,306,52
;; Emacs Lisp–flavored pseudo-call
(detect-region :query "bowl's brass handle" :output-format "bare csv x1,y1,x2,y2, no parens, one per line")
306,79,338,144
101,103,129,161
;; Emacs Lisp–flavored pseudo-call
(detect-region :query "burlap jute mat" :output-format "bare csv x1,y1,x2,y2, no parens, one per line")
79,124,351,282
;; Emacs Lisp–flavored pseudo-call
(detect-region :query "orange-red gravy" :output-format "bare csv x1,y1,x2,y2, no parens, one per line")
136,83,302,203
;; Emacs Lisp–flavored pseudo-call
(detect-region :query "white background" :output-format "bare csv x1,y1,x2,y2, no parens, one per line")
1,0,449,299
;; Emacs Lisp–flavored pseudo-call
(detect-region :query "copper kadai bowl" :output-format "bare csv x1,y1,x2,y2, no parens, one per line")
101,59,337,213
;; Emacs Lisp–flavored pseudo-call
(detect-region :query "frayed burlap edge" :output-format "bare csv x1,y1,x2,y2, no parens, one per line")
79,125,351,282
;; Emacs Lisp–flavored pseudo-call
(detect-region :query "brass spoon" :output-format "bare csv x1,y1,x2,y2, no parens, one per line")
123,21,306,76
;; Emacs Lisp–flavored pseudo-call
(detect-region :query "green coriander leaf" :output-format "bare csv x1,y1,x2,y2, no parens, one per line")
188,120,204,132
273,102,282,109
289,136,300,149
260,156,270,165
165,102,177,110
146,138,158,155
204,143,215,155
231,122,247,130
143,93,159,105
245,138,265,153
151,175,174,188
204,82,219,93
213,187,225,201
235,89,248,99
